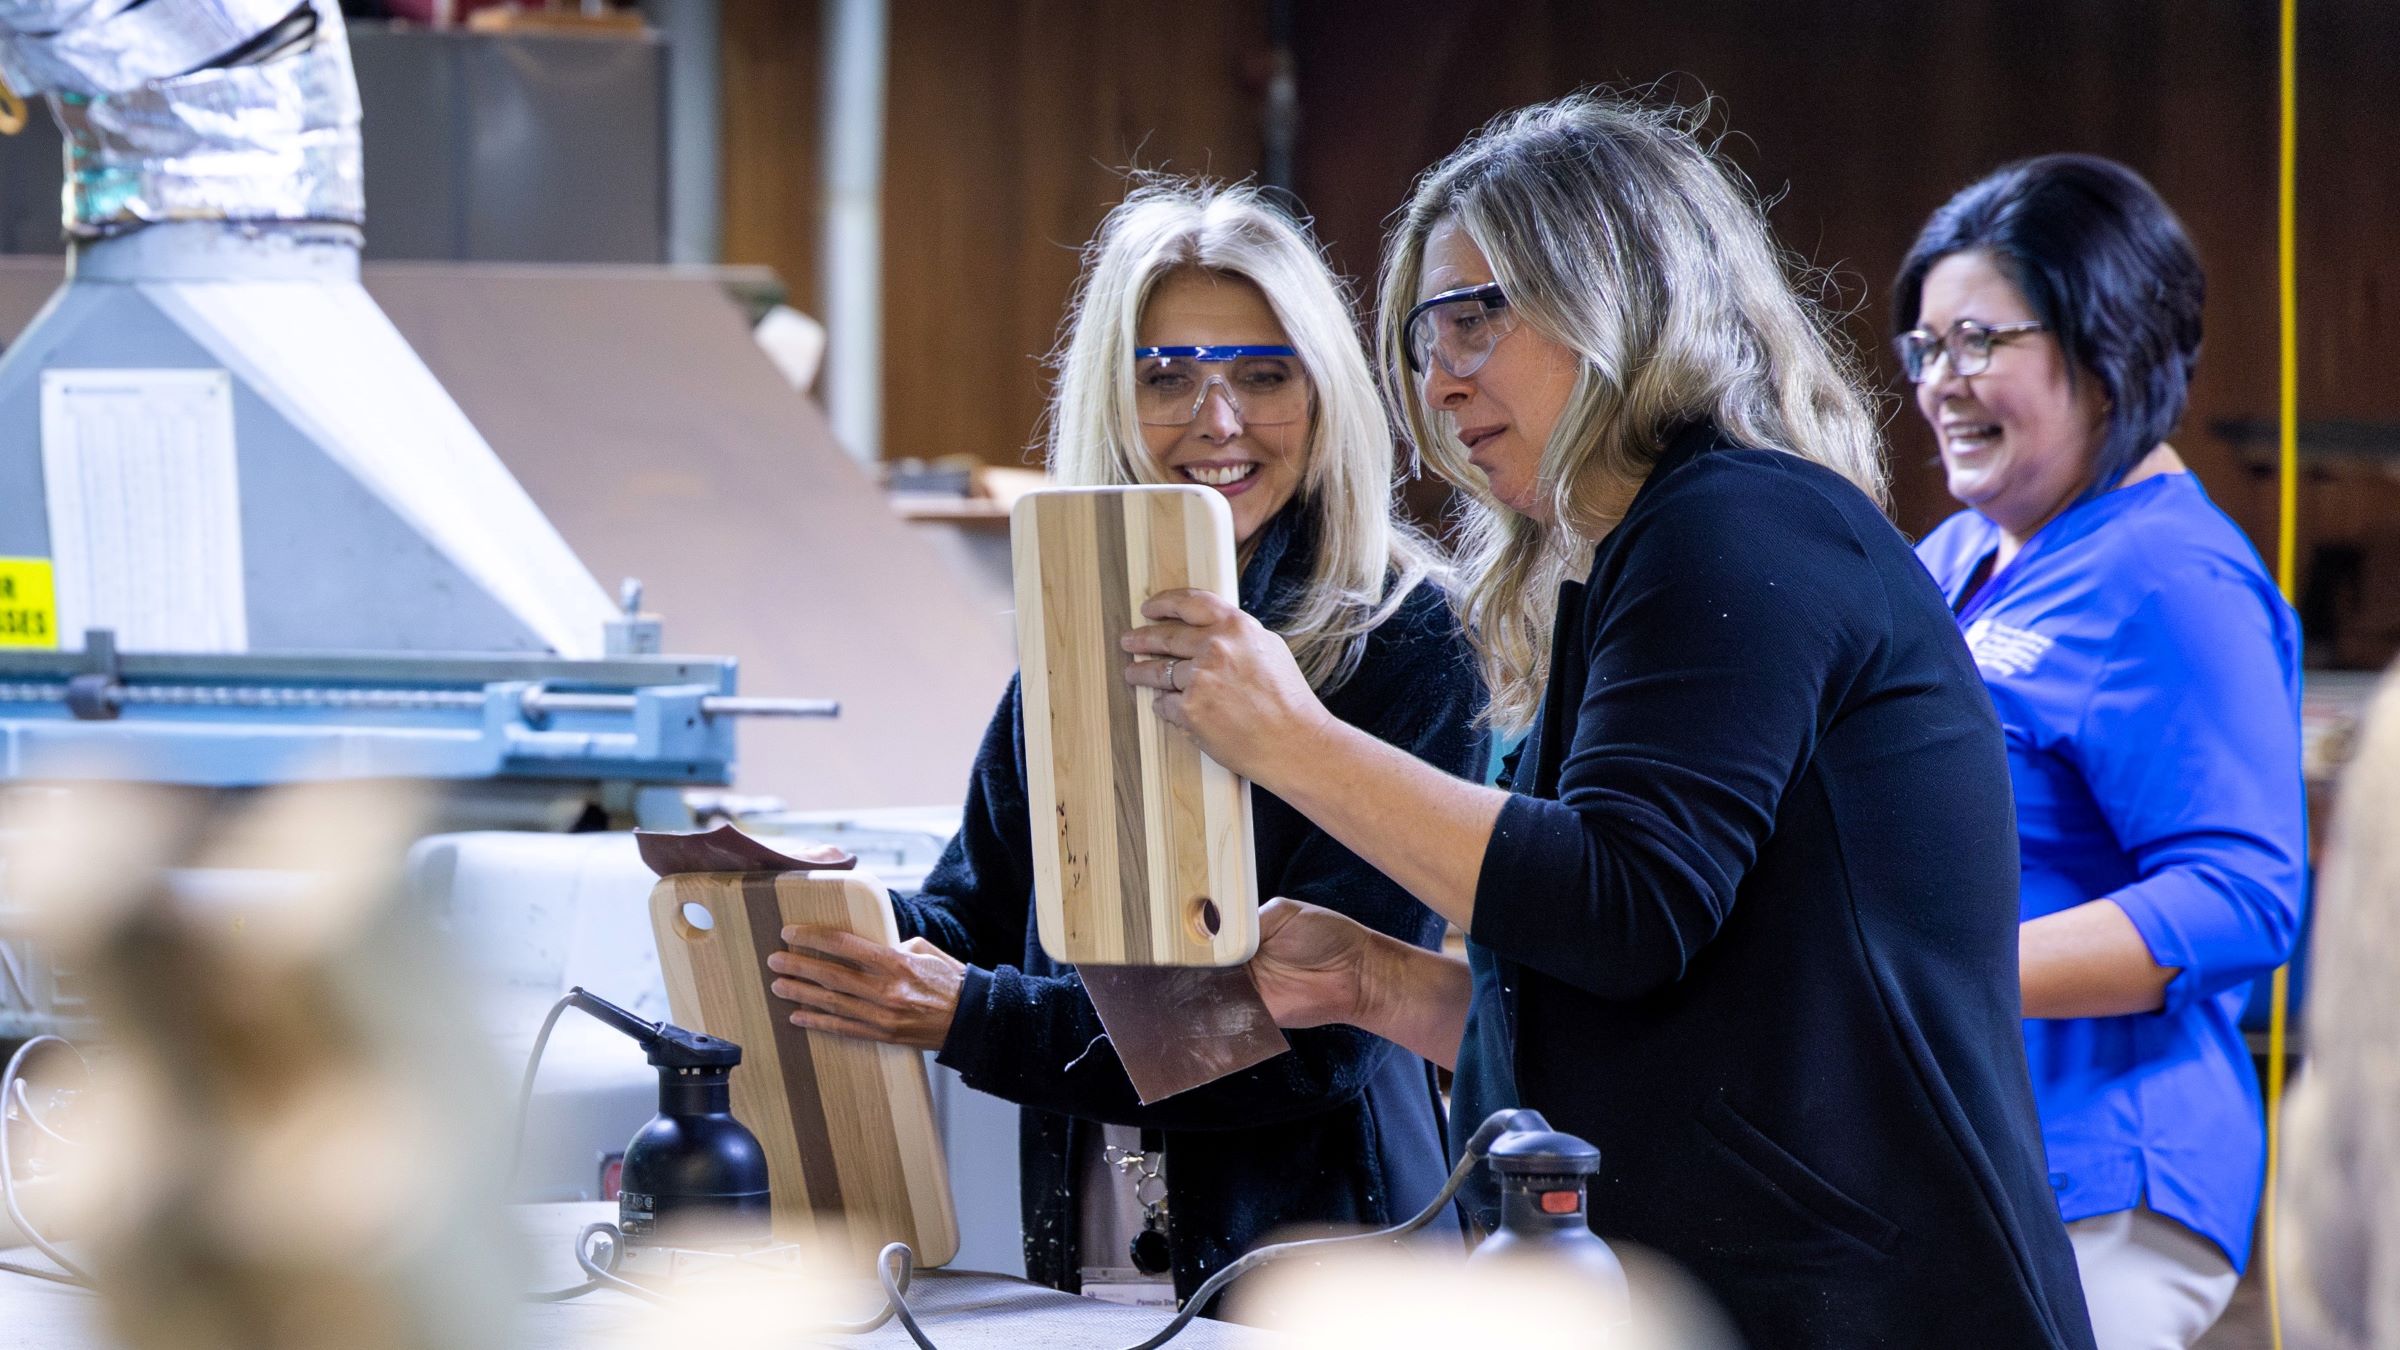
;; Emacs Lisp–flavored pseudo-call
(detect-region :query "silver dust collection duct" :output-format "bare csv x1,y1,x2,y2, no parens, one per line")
0,0,615,657
0,0,362,238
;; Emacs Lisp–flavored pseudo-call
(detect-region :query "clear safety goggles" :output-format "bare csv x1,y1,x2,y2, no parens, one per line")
1402,283,1516,381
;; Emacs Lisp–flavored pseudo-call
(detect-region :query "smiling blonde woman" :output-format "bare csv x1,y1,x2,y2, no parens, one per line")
764,179,1486,1311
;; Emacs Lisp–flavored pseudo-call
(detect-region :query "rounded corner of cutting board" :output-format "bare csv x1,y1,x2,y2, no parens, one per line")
1180,480,1234,524
1008,489,1049,532
916,1219,963,1270
1216,919,1261,966
851,865,890,893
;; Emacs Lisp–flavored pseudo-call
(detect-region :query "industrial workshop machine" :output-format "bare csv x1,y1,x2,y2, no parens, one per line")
0,0,826,825
0,0,1026,1276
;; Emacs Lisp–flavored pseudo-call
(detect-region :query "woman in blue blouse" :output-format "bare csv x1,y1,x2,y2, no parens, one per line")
1898,155,2308,1349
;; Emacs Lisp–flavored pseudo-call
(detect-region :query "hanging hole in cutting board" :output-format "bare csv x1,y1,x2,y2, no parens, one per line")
1189,897,1221,942
676,901,716,939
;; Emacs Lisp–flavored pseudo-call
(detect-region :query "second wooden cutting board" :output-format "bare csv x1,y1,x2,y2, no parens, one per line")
1011,484,1259,967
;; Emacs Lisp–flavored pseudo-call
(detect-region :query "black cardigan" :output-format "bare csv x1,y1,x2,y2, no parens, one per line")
1462,425,2095,1349
894,507,1485,1303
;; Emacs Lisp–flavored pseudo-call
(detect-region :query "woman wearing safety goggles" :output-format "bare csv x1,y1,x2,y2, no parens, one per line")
765,178,1485,1313
1123,96,2097,1350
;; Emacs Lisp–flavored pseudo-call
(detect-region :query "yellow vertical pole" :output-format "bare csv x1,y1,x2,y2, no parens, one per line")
2265,0,2298,1345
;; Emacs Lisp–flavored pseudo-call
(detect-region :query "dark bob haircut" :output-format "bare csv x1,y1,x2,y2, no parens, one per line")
1893,154,2204,498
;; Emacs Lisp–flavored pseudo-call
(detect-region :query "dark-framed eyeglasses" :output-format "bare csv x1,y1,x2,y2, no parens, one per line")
1403,283,1515,380
1895,319,2048,383
1131,344,1308,427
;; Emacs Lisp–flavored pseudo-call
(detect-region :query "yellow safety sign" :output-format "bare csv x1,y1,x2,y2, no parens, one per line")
0,558,59,648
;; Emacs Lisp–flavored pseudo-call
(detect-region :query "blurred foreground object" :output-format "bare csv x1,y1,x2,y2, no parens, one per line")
2280,661,2400,1349
3,778,522,1350
1239,1243,1738,1350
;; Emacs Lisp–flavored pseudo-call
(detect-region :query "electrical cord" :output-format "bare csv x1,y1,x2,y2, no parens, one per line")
10,1078,80,1148
521,1217,607,1303
512,996,637,1305
508,993,580,1193
0,1257,85,1286
570,1222,673,1306
524,1275,604,1303
526,1216,911,1331
533,1109,1508,1342
870,1108,1530,1350
0,1035,91,1287
6,988,1528,1343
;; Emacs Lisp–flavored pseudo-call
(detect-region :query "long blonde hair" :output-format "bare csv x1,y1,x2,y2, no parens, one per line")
1376,95,1886,733
1048,178,1439,691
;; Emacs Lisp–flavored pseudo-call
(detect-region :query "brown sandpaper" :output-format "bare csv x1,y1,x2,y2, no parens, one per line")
1077,963,1290,1104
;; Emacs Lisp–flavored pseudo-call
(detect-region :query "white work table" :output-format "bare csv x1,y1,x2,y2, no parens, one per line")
0,1204,1277,1350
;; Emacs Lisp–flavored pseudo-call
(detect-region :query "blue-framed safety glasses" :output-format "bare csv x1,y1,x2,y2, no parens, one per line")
1131,344,1308,427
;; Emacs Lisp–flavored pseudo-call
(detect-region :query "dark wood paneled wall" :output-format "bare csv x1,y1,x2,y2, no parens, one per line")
719,0,2400,663
723,0,1267,471
1294,0,2399,663
878,0,1269,469
721,0,824,320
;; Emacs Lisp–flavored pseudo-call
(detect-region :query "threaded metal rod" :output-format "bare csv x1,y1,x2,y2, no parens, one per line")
0,683,837,719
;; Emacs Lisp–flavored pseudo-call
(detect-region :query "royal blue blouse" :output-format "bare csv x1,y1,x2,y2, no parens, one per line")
1916,471,2307,1271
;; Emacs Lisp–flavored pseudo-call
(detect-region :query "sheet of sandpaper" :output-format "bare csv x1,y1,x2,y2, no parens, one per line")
634,823,856,876
1077,963,1290,1104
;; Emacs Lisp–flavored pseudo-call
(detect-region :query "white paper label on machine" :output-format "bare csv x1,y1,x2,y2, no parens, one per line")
39,368,247,654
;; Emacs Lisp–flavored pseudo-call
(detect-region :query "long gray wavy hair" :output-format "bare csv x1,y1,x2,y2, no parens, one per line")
1377,94,1887,733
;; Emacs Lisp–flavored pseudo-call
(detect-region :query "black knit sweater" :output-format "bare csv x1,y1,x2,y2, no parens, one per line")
1461,423,2095,1349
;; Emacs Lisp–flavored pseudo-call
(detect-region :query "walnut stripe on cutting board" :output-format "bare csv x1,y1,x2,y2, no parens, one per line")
1091,496,1157,958
740,875,847,1219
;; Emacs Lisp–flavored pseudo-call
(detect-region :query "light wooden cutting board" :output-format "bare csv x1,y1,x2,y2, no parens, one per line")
649,868,960,1269
1011,484,1259,967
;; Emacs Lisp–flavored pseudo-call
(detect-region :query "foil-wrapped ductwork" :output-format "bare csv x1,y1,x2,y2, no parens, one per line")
0,0,309,98
0,0,361,239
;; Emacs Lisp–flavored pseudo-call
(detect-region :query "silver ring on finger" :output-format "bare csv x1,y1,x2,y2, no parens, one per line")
1161,659,1178,690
